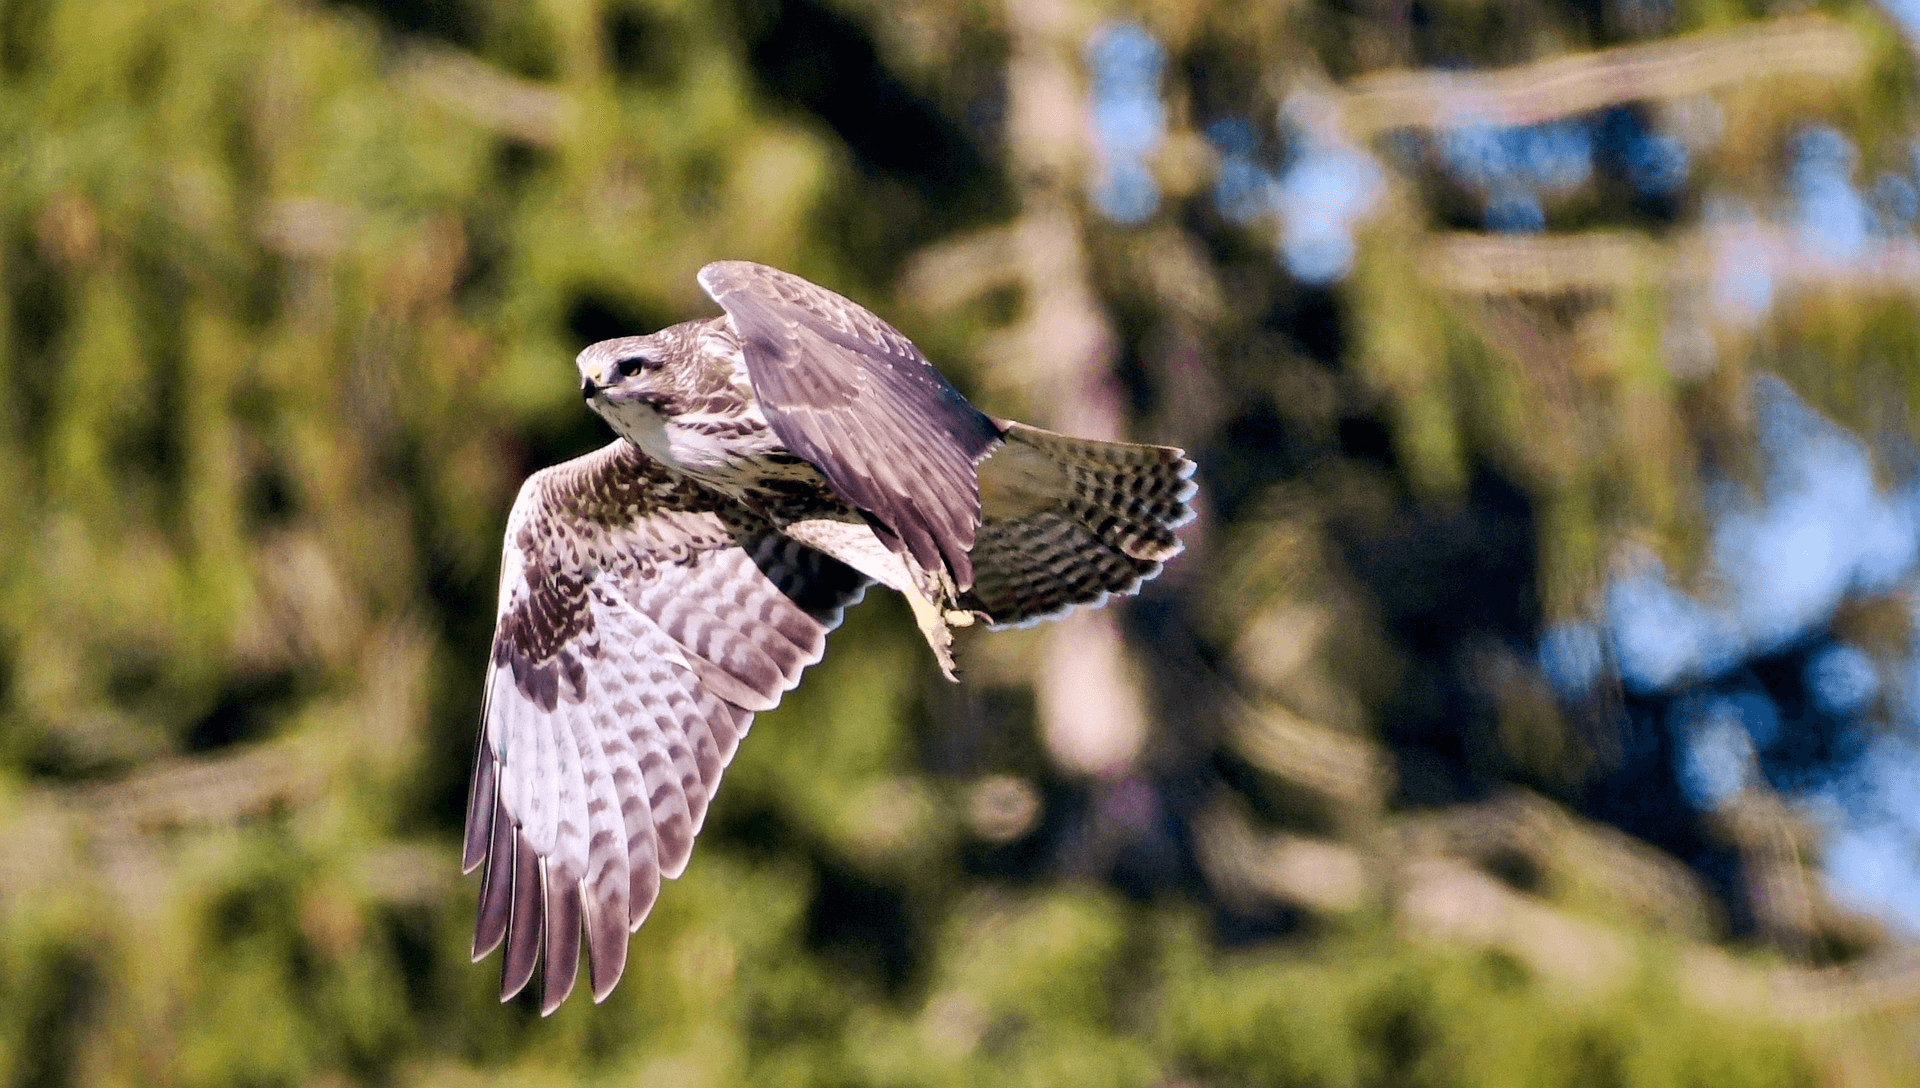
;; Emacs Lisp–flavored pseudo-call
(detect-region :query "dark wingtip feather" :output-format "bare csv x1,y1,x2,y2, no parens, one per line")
539,869,583,1015
655,806,695,880
629,844,662,933
471,794,514,961
585,887,630,1003
461,750,497,875
500,836,543,1001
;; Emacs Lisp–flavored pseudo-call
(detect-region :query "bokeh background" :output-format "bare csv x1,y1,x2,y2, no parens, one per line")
5,0,1920,1082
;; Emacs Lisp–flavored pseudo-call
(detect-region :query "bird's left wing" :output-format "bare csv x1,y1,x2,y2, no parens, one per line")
698,260,1003,589
462,441,869,1014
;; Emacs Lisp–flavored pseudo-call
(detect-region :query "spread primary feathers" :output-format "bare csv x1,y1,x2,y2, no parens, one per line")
464,261,1196,1012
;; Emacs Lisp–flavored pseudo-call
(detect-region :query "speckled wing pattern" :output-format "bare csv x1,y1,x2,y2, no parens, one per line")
962,422,1198,628
461,441,869,1014
698,260,1004,589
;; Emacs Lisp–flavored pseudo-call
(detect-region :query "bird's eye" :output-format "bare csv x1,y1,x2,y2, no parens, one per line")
615,355,650,378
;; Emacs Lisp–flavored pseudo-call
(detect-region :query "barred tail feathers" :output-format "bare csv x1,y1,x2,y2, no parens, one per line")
959,422,1196,628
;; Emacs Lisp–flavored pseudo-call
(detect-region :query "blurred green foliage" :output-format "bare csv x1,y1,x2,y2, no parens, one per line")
0,0,1915,1083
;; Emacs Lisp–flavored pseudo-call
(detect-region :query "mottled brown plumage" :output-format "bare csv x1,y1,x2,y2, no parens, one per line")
465,262,1195,1013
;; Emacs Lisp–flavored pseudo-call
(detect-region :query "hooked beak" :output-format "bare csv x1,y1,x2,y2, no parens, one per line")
581,374,599,401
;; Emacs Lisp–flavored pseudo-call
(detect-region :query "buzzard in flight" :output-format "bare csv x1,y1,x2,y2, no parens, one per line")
463,261,1196,1013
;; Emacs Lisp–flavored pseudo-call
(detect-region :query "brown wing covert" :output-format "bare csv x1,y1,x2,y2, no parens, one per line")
698,260,1003,589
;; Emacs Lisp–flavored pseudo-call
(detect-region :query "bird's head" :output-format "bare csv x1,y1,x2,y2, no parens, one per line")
576,335,675,424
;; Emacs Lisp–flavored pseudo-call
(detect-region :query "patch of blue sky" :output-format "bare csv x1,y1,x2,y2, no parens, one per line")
1807,643,1880,716
1673,694,1763,806
1713,511,1858,652
1538,621,1606,699
1275,138,1380,227
1808,734,1920,935
1823,823,1920,935
1437,123,1507,188
1273,113,1382,283
1594,109,1693,198
1435,118,1607,230
1895,634,1920,728
1274,153,1374,280
1094,160,1160,225
1205,117,1258,157
1711,379,1919,653
1550,374,1920,933
1625,134,1688,197
1278,232,1358,286
1749,380,1913,576
1790,125,1870,262
1085,22,1167,225
1213,154,1273,224
1199,103,1384,279
1709,223,1776,322
1485,187,1545,233
1869,171,1918,235
1091,93,1166,160
1727,688,1783,748
1437,119,1592,192
1878,0,1920,42
1605,569,1744,693
1592,379,1920,694
1205,118,1275,224
1516,122,1595,190
1085,22,1165,96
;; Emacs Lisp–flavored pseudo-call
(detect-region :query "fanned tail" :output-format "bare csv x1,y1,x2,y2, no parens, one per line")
958,422,1196,628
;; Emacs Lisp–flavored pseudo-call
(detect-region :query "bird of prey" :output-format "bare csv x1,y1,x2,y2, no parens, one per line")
462,261,1196,1013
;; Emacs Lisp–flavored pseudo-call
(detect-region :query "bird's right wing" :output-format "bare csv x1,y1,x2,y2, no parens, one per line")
462,441,869,1014
698,260,1003,589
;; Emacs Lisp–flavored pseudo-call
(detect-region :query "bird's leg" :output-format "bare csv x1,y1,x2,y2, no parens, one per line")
901,584,962,682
